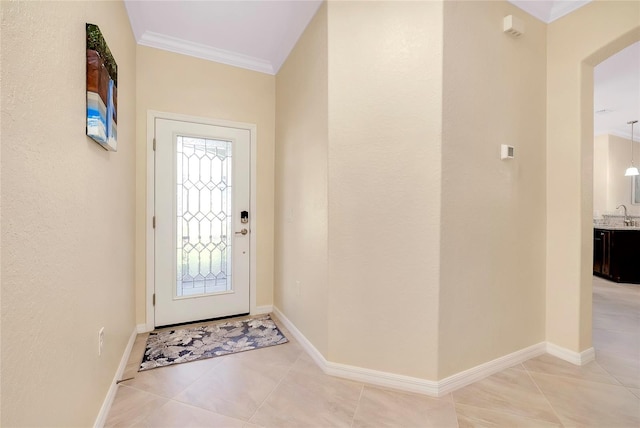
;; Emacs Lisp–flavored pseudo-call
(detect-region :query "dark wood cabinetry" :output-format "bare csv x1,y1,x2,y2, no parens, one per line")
593,228,640,284
593,229,610,276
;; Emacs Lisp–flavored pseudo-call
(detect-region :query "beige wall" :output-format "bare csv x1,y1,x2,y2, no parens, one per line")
275,0,443,378
0,3,4,422
135,47,276,325
439,0,547,377
593,134,640,216
275,0,640,383
547,0,640,352
326,0,442,379
275,4,329,354
4,4,638,424
593,134,609,216
1,1,136,426
608,135,640,215
0,5,3,421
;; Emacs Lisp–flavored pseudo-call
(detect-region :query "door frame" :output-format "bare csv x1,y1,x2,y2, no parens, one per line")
145,110,258,331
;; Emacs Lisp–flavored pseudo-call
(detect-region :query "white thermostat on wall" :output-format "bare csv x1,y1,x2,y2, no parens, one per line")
501,144,515,160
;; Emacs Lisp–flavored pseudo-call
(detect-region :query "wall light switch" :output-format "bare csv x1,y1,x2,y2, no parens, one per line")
501,144,515,160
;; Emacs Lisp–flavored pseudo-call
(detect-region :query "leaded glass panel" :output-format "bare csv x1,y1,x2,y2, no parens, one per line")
176,136,232,297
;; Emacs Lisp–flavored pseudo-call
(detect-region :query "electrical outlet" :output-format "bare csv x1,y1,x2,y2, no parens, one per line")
295,280,301,296
98,327,105,356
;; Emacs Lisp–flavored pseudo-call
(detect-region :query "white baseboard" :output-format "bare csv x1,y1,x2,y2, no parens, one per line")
325,360,440,396
273,306,440,395
94,326,138,428
546,342,595,365
437,342,546,395
136,323,152,334
272,306,329,370
273,306,552,397
253,304,274,315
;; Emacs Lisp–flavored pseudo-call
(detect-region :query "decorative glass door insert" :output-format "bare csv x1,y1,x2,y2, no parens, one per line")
155,118,250,327
176,135,233,298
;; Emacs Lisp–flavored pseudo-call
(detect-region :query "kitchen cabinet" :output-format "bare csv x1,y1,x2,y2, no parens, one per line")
593,229,610,276
593,228,640,284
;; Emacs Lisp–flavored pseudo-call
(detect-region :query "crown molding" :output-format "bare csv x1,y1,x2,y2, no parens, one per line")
138,31,275,75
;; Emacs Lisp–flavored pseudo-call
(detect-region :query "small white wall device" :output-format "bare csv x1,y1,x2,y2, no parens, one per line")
501,144,515,160
503,15,524,38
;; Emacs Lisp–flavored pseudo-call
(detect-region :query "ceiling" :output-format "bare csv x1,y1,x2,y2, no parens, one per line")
125,0,638,139
124,0,322,74
594,42,640,140
508,0,591,23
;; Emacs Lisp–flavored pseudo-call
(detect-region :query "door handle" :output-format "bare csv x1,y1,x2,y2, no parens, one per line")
235,228,248,236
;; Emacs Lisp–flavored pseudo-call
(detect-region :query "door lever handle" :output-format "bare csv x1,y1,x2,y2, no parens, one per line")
235,228,248,236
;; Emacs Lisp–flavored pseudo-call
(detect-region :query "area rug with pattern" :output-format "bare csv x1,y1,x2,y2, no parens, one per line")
139,314,288,371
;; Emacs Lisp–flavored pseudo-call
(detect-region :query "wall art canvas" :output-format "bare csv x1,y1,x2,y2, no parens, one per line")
86,23,117,151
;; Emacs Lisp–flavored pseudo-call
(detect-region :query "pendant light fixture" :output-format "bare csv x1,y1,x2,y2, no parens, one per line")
625,120,639,177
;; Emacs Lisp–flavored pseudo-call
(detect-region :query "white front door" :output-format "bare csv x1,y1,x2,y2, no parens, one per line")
154,118,251,327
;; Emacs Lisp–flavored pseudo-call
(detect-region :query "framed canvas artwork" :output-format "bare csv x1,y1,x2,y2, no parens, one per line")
86,23,118,151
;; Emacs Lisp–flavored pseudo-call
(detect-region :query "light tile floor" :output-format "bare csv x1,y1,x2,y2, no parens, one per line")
105,277,640,427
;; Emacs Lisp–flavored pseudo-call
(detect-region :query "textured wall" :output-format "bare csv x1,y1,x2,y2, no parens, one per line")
439,0,547,378
593,134,610,216
607,135,640,215
326,1,442,379
274,4,329,355
593,134,640,216
1,1,136,426
546,1,640,353
135,46,276,325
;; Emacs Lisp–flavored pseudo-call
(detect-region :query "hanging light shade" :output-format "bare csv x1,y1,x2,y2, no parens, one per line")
625,166,639,176
625,120,639,176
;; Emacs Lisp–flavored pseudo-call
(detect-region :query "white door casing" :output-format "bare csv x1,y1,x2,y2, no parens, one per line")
155,118,250,326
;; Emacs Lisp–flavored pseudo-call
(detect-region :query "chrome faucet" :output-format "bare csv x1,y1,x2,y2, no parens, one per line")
616,204,631,226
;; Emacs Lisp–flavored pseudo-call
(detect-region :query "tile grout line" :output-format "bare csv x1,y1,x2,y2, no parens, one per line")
245,349,303,425
588,352,627,388
104,385,169,428
453,363,567,426
450,393,460,428
524,364,627,388
164,358,228,412
160,396,250,425
591,323,639,392
594,281,640,403
449,386,461,428
522,364,566,427
126,357,228,415
118,381,176,399
243,316,306,424
593,359,640,395
452,401,571,427
349,384,365,428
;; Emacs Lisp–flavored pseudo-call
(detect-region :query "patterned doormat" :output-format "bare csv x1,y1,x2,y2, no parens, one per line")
139,314,288,371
